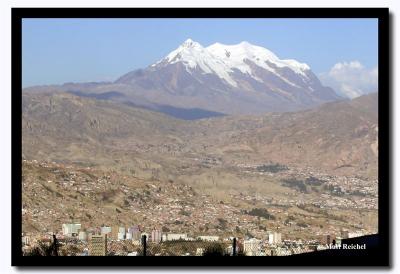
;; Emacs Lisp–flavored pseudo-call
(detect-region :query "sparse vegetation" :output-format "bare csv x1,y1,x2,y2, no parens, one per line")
23,240,58,256
256,163,288,173
296,221,309,228
305,176,325,186
203,243,228,256
20,92,378,246
323,184,345,196
179,210,191,217
246,208,275,220
281,178,308,193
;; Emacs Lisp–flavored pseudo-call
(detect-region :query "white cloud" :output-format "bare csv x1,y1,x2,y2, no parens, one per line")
319,61,378,99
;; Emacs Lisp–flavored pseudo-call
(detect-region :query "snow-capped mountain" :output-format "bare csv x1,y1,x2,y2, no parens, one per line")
114,39,340,115
151,39,311,88
31,39,340,119
206,41,311,87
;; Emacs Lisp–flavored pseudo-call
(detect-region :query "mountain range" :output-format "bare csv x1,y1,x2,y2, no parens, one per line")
21,38,379,241
24,39,342,119
22,91,378,179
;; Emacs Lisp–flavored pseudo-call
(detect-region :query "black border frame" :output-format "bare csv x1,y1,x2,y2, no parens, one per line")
12,7,390,267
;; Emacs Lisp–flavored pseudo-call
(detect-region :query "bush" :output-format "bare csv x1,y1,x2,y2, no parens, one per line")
323,184,344,196
256,163,288,173
281,178,308,193
305,176,325,186
217,218,228,229
24,240,58,256
179,210,191,217
203,243,227,256
297,221,309,228
246,208,275,220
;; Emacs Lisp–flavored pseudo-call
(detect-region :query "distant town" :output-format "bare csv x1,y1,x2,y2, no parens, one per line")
22,158,377,256
22,220,369,256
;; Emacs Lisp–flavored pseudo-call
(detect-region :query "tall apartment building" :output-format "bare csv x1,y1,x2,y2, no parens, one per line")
244,238,261,256
151,228,162,243
118,226,126,241
129,225,141,241
268,232,282,245
111,225,119,240
78,231,88,241
89,234,107,256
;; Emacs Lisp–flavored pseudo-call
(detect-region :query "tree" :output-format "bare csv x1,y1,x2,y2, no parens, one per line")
203,243,226,256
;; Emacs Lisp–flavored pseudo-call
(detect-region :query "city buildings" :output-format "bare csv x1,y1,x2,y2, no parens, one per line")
321,234,336,245
111,225,119,240
129,225,141,241
117,226,126,241
341,229,349,239
78,231,88,241
151,228,162,243
348,231,364,238
197,236,220,242
88,234,107,256
268,232,282,245
244,238,261,256
141,232,150,243
126,232,133,240
100,226,112,236
62,223,81,237
22,235,30,246
162,233,188,241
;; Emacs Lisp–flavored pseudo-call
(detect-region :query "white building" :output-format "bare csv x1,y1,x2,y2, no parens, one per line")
244,238,261,256
62,223,81,237
128,226,141,241
348,231,364,238
126,232,132,240
22,236,30,246
268,232,282,245
132,240,140,246
117,227,126,240
151,229,162,243
197,236,220,242
196,248,205,256
100,226,112,235
162,233,188,241
78,231,88,241
117,233,125,241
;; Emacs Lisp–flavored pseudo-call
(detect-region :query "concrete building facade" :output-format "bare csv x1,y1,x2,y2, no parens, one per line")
89,234,107,256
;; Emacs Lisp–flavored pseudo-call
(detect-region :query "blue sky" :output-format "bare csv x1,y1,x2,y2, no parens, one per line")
22,18,378,88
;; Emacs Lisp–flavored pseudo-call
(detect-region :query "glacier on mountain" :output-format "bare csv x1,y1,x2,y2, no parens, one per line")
152,38,311,88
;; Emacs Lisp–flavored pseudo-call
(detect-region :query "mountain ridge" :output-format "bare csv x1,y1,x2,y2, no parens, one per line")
23,39,342,118
22,91,378,179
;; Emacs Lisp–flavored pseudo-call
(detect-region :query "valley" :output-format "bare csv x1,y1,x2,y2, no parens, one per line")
21,91,379,244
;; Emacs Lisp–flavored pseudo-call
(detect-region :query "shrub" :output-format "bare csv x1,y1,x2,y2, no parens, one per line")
305,176,325,186
246,208,275,220
281,178,308,193
256,163,288,173
203,243,227,256
24,240,58,256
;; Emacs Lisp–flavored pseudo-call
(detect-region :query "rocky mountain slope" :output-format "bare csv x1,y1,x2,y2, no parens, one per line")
22,91,378,179
21,92,379,238
191,92,378,177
